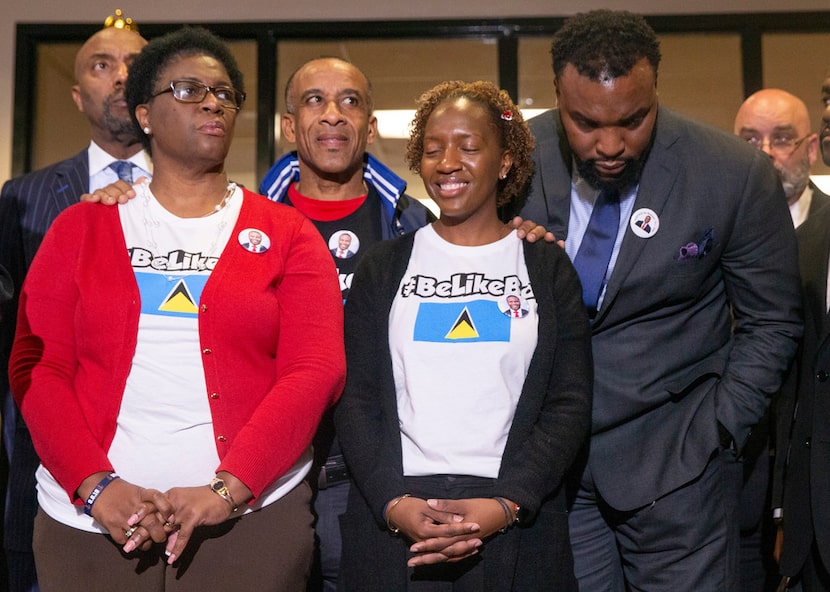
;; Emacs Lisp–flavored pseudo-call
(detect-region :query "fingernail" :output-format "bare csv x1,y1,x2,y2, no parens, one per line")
127,514,139,526
123,540,136,553
167,553,176,565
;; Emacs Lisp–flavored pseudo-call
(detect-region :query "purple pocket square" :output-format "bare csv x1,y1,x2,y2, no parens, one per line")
677,227,714,261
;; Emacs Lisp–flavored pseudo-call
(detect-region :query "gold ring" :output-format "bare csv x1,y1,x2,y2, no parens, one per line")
124,526,137,538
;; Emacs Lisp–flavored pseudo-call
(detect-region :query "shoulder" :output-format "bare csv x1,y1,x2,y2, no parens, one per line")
656,108,755,162
240,187,307,224
54,200,116,226
522,238,572,267
37,202,118,252
396,192,429,213
810,180,830,205
356,232,416,284
1,152,86,197
798,202,830,244
528,109,558,136
652,108,776,194
238,188,325,254
258,152,298,199
395,193,436,228
522,240,581,292
367,230,416,262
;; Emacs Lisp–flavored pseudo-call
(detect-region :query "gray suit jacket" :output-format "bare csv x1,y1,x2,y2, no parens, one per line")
520,107,802,510
0,150,89,552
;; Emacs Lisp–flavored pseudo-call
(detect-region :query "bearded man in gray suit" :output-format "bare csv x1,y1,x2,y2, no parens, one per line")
515,10,802,591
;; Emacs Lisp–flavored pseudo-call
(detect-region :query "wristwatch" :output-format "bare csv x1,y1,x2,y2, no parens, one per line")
209,477,239,512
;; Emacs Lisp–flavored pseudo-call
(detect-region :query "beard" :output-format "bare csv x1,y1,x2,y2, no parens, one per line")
777,152,811,201
821,129,830,167
102,93,140,142
575,152,648,195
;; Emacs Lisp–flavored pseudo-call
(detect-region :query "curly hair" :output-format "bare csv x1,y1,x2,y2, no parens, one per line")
126,26,245,154
550,10,661,81
405,80,534,208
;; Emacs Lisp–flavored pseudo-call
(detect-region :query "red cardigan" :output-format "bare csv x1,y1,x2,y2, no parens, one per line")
9,188,345,503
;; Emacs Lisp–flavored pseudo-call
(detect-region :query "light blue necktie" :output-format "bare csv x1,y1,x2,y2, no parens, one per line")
572,188,620,317
109,160,133,184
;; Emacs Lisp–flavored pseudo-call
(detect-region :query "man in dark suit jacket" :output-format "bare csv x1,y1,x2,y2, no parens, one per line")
732,87,828,592
0,21,147,592
778,193,830,592
515,11,802,591
775,72,830,592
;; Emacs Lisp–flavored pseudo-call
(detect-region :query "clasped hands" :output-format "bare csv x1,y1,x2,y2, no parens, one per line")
78,471,247,564
385,496,517,567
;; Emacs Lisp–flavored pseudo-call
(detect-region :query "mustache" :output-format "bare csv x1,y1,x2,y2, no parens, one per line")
575,155,645,194
105,91,126,105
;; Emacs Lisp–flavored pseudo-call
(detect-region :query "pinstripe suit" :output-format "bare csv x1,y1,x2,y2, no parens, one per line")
0,266,10,309
0,150,90,588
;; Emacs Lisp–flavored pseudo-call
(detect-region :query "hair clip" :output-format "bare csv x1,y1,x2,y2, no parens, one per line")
104,9,139,31
501,110,513,121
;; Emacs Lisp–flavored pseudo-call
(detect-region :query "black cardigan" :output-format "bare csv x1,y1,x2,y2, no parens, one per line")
335,230,593,526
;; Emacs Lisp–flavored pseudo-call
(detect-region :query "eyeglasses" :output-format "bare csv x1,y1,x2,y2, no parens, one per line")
742,133,810,154
151,80,246,110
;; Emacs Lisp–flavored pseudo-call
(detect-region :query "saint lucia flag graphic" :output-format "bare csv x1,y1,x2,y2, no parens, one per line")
135,272,208,318
413,300,510,343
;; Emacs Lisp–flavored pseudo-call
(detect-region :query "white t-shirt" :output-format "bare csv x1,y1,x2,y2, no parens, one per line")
389,226,538,478
38,182,307,531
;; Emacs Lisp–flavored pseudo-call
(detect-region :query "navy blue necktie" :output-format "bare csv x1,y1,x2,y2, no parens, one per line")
109,160,133,184
573,189,620,316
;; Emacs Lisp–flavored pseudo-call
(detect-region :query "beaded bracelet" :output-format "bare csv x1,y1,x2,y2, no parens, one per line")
83,473,119,516
385,493,412,534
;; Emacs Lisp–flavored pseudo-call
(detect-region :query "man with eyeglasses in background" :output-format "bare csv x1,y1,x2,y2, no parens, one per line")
734,89,827,229
0,13,148,592
731,87,827,592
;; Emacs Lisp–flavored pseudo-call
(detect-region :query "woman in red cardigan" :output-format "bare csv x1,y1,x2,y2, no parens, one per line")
9,27,345,591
